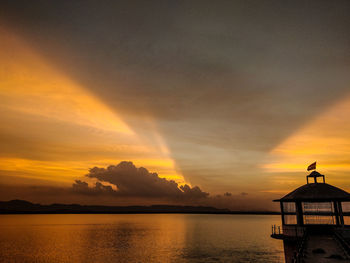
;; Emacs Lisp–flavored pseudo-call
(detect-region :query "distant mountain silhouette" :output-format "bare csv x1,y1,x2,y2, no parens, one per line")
0,200,279,215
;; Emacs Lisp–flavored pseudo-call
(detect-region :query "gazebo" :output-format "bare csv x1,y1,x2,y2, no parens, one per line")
273,171,350,238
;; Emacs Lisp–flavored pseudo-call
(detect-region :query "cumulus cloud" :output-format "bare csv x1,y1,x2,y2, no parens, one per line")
73,161,208,200
180,184,209,199
1,161,266,209
72,180,116,195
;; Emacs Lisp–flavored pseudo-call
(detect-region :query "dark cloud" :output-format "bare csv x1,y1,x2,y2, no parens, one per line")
0,161,278,210
76,161,208,200
72,180,116,195
0,160,282,211
179,184,209,199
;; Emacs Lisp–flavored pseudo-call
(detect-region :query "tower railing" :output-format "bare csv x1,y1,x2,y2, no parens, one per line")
271,224,282,235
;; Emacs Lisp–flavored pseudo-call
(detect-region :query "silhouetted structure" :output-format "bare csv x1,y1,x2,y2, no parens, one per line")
271,171,350,262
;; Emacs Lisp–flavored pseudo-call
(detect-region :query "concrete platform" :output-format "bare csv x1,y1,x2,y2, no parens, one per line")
303,234,349,262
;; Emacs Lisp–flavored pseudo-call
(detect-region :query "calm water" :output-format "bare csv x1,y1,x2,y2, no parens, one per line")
0,214,284,263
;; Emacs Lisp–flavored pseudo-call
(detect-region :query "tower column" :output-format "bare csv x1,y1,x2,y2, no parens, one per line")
338,201,344,226
295,201,304,226
280,202,285,225
333,201,340,225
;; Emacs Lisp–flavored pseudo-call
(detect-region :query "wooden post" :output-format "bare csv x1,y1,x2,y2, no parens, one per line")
296,201,304,226
333,201,340,226
280,202,285,225
338,201,344,226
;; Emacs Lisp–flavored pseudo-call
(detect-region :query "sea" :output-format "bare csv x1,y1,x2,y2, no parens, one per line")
0,214,284,263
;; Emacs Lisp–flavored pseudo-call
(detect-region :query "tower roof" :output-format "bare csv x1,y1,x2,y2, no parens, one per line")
274,171,350,202
275,183,350,202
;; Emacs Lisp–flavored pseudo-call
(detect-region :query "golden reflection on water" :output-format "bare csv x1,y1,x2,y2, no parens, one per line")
0,214,284,263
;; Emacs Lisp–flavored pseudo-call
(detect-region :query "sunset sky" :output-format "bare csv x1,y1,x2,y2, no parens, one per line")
1,1,350,210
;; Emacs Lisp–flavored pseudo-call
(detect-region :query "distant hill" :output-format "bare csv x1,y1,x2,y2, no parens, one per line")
0,200,279,215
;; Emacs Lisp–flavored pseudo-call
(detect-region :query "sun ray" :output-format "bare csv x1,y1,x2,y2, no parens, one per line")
264,94,350,186
0,26,187,186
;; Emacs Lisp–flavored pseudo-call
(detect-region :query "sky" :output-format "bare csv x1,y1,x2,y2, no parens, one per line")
0,0,350,210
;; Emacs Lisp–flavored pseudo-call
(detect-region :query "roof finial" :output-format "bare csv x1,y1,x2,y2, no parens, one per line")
306,171,325,184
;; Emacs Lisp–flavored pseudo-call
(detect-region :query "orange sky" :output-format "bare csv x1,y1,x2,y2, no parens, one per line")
0,26,186,188
264,95,350,190
1,1,350,209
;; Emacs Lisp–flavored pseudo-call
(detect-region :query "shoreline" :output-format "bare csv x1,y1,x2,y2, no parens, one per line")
0,199,279,215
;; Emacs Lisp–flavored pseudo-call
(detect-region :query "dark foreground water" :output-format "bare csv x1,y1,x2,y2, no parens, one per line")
0,214,284,263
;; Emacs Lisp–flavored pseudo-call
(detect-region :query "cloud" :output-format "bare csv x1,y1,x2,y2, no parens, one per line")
74,161,208,200
180,184,209,199
0,161,277,210
72,180,116,195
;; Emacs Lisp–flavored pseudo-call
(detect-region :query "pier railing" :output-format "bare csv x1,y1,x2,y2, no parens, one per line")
271,224,306,240
271,224,282,235
271,224,284,239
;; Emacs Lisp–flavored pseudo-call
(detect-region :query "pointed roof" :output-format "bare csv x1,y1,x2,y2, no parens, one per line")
274,171,350,202
275,183,350,202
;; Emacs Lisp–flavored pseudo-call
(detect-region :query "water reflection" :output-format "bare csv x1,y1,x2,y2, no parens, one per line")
0,214,284,263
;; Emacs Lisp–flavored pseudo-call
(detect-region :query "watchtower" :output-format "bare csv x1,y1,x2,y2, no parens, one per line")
273,171,350,238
